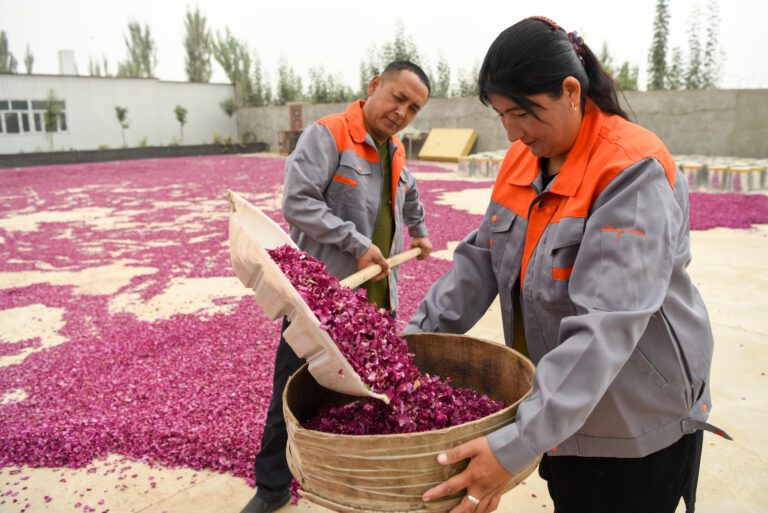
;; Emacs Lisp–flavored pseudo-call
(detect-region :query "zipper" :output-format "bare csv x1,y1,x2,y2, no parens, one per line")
371,141,387,244
524,189,552,351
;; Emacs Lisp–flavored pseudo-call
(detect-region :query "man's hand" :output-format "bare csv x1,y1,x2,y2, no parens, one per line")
422,437,514,513
411,237,432,260
358,244,389,282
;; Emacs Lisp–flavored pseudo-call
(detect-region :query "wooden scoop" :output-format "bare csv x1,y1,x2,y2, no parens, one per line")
229,191,418,404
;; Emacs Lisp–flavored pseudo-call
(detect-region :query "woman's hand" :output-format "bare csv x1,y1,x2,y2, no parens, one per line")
422,436,513,513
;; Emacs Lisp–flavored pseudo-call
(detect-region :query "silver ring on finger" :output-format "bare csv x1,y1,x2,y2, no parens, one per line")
467,494,481,505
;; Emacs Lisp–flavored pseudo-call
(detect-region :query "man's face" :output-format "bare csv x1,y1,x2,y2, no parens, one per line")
362,70,429,144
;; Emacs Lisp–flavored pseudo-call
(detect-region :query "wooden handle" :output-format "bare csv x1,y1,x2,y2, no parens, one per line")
339,248,422,289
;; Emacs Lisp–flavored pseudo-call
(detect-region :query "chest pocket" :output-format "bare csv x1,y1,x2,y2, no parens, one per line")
488,206,519,276
326,152,373,210
540,219,583,307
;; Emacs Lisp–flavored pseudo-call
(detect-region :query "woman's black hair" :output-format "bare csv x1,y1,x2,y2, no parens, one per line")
478,17,628,120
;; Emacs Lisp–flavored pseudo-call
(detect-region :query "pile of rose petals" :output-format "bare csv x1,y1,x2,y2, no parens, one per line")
269,245,505,435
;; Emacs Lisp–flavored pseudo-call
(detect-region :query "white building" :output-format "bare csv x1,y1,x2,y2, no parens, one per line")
0,74,237,154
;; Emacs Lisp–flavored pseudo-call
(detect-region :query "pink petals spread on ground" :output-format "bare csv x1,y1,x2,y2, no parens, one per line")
0,155,766,509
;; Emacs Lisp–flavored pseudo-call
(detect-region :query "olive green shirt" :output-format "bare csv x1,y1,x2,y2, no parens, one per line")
362,141,395,309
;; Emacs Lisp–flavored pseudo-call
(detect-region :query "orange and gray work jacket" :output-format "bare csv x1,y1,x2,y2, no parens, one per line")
406,100,730,475
282,100,428,310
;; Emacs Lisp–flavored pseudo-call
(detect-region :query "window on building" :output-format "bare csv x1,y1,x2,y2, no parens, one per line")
4,112,20,133
1,97,68,135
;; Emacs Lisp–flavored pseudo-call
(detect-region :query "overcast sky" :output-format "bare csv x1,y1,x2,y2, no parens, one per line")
2,0,767,90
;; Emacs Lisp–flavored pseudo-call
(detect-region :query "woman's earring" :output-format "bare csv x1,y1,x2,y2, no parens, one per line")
571,101,577,111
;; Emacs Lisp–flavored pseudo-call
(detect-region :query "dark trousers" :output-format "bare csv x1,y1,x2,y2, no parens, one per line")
538,430,704,513
255,318,302,502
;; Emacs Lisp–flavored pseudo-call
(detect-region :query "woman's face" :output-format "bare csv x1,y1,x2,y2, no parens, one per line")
489,79,582,165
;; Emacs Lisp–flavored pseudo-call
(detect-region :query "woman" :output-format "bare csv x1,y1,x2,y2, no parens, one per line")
406,16,729,513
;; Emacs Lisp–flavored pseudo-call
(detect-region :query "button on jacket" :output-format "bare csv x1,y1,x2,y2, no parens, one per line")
282,100,428,310
406,100,728,475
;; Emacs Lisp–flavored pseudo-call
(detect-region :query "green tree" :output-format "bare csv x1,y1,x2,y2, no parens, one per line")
307,66,354,104
44,90,62,150
212,29,243,83
89,57,102,77
453,63,480,98
684,3,703,89
23,44,33,74
595,41,638,91
432,53,451,99
701,0,723,89
358,21,423,97
667,47,685,90
115,106,129,147
220,98,237,117
117,22,157,78
381,20,421,64
238,47,254,103
219,98,237,143
275,58,303,105
0,31,18,73
249,53,272,106
598,41,616,76
306,68,329,103
212,29,254,103
647,0,670,90
89,56,112,77
358,45,380,97
184,7,212,83
174,105,188,144
616,62,639,91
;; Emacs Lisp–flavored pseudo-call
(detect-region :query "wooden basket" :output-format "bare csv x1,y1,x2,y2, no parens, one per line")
284,332,538,512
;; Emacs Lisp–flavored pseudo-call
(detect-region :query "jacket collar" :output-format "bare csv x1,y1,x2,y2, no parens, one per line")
344,100,370,145
507,99,606,197
345,99,402,152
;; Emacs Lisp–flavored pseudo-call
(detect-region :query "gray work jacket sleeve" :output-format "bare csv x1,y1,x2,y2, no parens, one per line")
401,166,429,238
487,159,685,475
282,124,371,259
404,228,497,334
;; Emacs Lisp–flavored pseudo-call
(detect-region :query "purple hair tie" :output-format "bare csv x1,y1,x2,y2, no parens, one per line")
568,31,585,65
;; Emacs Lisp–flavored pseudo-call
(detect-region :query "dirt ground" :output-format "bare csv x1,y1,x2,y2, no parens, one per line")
1,157,766,513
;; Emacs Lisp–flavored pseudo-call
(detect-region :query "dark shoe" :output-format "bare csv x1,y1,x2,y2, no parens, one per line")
239,490,290,513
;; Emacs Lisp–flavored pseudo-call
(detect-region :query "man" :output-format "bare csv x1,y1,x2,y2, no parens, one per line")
240,60,433,513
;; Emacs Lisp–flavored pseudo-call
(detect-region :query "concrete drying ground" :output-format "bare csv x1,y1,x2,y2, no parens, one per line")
1,158,766,513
